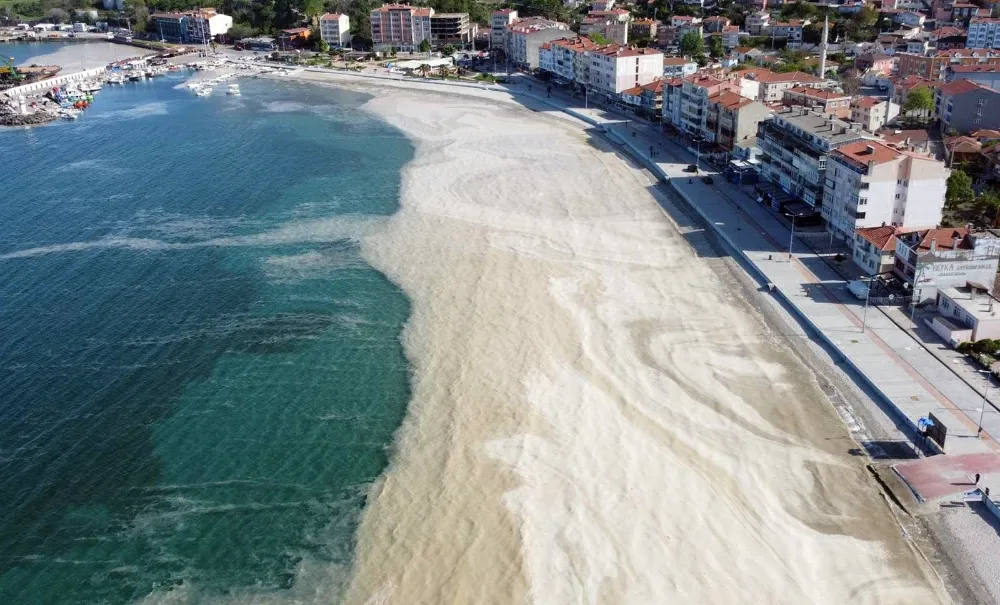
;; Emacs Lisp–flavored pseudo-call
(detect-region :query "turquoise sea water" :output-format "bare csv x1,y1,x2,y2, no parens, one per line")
6,40,105,66
0,61,415,604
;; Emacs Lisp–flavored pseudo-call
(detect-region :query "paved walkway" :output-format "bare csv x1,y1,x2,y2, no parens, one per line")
499,77,1000,496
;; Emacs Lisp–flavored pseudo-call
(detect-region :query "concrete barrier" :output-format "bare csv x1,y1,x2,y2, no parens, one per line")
2,67,106,99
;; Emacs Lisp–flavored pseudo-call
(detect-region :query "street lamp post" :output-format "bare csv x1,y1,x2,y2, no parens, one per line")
862,274,872,333
788,214,797,259
978,369,992,437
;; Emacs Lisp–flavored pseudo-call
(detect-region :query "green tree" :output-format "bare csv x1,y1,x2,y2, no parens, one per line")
587,32,611,45
679,31,704,58
316,39,329,52
441,43,456,56
946,169,975,209
904,86,934,114
977,189,1000,226
846,5,877,41
304,0,325,23
228,23,258,41
418,38,431,53
708,34,724,58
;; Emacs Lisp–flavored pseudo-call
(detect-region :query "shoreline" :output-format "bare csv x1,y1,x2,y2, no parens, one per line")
277,71,955,604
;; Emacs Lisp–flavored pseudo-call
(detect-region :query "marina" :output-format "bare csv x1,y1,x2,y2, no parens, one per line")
1,54,278,125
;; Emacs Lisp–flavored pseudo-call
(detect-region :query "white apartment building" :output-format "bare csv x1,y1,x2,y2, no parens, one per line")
491,8,517,48
319,13,351,47
967,18,1000,49
849,96,900,131
504,17,570,69
186,9,232,43
587,45,664,96
824,140,949,241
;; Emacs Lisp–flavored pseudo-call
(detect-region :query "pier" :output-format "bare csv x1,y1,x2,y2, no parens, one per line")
1,67,106,100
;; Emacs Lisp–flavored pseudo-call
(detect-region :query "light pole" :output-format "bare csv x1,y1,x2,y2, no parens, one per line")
977,369,992,437
862,274,872,333
788,213,798,259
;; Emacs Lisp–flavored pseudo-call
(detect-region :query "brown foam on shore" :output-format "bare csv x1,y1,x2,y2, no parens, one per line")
332,86,951,605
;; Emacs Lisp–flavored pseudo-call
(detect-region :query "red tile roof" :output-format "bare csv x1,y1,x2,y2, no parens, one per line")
785,86,849,100
951,64,1000,73
833,140,902,166
856,225,902,251
939,79,991,95
917,228,971,250
852,96,884,109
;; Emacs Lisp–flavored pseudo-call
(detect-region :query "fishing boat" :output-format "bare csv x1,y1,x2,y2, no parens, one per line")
195,86,212,97
226,84,240,96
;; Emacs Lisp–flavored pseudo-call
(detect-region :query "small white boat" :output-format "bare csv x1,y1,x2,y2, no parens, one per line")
60,109,80,120
226,84,240,96
195,86,212,96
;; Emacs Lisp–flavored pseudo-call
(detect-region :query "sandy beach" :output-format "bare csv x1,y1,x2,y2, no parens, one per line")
19,41,151,71
264,76,957,605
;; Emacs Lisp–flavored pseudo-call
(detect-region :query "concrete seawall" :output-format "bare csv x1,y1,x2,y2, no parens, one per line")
2,67,106,99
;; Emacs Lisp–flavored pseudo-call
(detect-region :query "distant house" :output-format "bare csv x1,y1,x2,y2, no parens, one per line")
279,27,312,48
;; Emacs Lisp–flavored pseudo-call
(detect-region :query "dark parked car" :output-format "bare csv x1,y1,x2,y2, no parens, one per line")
683,164,698,172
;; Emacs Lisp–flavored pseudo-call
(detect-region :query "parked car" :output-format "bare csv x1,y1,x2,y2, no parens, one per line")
683,164,698,173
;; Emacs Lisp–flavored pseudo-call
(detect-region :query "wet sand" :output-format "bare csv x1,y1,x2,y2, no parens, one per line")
329,85,953,605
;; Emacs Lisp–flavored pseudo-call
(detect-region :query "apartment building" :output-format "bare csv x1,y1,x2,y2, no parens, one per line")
674,75,740,135
897,49,1000,80
370,4,433,51
587,45,664,96
745,11,770,35
708,90,772,152
823,140,948,241
716,26,742,50
782,86,851,118
936,78,1000,133
504,17,570,69
431,13,472,46
662,56,698,77
621,78,665,117
853,225,909,276
319,13,351,48
660,77,684,126
850,97,900,132
947,64,1000,88
657,25,681,50
491,8,517,48
967,18,1000,49
703,15,731,33
730,67,827,102
149,13,188,43
894,228,1000,304
757,107,868,209
629,18,657,40
579,9,631,44
770,20,807,43
670,15,701,28
185,9,232,43
538,36,596,83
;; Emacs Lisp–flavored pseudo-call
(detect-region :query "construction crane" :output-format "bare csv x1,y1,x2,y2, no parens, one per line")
0,56,23,82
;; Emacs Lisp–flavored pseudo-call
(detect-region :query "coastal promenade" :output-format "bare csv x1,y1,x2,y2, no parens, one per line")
517,85,1000,496
278,66,1000,501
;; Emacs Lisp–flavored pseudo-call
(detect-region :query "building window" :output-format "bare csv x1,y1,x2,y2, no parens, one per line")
895,193,901,199
942,299,950,311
